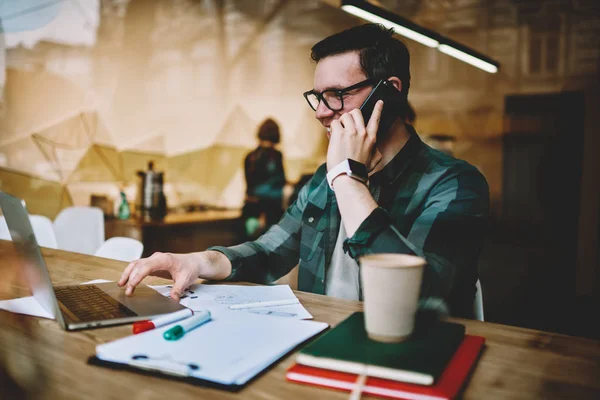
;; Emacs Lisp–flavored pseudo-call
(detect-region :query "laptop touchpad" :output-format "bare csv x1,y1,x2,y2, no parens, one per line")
96,282,185,316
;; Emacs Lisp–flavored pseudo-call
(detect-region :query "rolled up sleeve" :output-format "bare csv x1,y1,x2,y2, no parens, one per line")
343,164,489,299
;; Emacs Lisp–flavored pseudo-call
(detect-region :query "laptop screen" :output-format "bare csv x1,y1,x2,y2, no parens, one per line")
0,191,60,321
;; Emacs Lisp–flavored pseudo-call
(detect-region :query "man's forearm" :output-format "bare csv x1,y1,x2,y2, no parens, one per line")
331,175,378,237
194,250,232,280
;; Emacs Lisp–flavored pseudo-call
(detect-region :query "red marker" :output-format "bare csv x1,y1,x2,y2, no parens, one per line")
133,308,193,334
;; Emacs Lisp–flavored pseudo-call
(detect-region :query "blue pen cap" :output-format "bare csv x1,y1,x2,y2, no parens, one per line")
163,325,184,341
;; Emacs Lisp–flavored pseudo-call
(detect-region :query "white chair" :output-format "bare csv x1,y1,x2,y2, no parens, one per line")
95,237,144,262
0,216,10,241
53,206,105,255
0,215,12,240
0,215,58,248
29,215,58,249
474,279,484,321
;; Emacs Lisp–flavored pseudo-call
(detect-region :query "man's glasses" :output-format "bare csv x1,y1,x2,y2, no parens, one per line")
303,79,374,112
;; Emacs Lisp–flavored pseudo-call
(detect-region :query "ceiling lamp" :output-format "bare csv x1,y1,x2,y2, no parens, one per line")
341,0,499,74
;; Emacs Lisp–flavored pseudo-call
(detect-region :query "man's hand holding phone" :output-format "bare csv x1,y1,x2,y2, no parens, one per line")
326,100,384,173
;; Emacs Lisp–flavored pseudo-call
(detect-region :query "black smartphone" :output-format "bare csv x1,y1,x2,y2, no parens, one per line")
359,79,401,138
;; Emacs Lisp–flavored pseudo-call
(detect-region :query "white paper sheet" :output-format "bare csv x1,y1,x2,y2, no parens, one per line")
0,279,112,319
149,284,313,320
0,295,54,319
0,281,312,321
96,309,328,386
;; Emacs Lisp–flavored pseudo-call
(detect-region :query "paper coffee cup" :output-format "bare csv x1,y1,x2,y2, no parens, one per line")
359,253,425,343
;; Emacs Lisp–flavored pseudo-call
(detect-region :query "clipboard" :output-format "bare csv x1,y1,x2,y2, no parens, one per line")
88,309,329,390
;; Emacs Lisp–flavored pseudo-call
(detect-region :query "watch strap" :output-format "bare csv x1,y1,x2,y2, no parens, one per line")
326,159,368,189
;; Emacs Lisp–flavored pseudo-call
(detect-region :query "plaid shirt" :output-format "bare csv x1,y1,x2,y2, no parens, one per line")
210,127,489,317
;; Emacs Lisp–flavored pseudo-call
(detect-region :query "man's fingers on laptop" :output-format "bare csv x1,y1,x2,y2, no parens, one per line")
125,253,174,295
118,260,138,286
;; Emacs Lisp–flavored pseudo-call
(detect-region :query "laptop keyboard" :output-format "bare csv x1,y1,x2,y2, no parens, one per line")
55,285,137,322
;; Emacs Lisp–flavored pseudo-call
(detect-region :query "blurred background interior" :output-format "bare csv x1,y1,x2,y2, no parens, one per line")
0,0,598,339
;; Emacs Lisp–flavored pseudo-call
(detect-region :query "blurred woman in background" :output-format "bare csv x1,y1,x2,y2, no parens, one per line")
241,118,286,240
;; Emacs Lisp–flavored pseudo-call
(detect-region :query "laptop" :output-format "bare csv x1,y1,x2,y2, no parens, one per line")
0,191,187,330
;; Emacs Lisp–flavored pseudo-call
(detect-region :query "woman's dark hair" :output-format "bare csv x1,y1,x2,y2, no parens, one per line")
310,24,411,116
257,118,280,144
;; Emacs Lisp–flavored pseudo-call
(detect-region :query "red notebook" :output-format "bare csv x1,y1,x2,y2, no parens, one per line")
286,335,485,400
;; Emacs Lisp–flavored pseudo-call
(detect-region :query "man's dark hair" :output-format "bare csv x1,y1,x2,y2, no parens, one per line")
405,102,416,124
311,24,411,116
257,118,281,144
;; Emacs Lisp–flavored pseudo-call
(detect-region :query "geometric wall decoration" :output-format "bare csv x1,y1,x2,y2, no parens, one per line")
68,145,121,183
0,168,71,219
2,0,597,221
0,136,61,182
0,0,359,218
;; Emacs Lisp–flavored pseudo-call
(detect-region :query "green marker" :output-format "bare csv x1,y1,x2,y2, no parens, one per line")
163,310,212,341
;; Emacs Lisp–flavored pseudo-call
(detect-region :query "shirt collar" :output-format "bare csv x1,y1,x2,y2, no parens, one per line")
370,124,422,186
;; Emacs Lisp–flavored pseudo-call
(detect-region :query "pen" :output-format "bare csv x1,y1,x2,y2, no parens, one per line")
163,310,212,341
228,299,300,310
133,308,194,334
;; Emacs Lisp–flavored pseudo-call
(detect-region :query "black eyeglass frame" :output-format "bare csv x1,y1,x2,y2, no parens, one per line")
303,78,375,112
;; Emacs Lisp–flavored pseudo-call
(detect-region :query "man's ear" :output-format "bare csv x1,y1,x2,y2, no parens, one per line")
387,76,402,92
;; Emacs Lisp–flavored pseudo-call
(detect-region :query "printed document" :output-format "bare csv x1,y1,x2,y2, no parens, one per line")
149,284,313,319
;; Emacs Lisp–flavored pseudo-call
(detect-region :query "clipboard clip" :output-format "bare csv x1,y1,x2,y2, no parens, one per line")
130,354,200,377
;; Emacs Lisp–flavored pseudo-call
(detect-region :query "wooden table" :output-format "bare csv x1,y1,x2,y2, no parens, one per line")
105,210,241,257
1,241,600,399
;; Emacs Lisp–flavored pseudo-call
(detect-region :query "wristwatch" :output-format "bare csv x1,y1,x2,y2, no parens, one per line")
326,159,368,189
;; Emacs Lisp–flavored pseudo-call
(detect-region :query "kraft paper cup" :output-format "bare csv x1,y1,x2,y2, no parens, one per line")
359,253,425,343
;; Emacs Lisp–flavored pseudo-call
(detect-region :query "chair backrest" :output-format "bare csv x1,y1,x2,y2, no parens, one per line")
53,206,105,255
474,279,484,321
1,215,58,249
0,216,10,241
94,237,144,262
29,215,58,249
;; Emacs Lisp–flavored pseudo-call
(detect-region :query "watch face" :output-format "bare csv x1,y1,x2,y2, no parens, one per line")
347,159,368,181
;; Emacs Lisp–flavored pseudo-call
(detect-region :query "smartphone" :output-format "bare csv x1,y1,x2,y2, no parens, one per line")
359,79,401,138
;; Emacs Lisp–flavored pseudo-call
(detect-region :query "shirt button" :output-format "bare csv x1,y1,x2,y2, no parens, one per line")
308,217,314,223
321,279,324,283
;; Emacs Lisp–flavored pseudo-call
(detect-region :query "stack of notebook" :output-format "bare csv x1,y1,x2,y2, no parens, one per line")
286,312,485,400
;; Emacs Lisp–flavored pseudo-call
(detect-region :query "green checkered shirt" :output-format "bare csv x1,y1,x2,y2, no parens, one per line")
210,127,489,317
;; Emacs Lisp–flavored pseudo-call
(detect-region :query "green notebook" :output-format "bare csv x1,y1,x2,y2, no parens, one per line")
296,312,465,385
